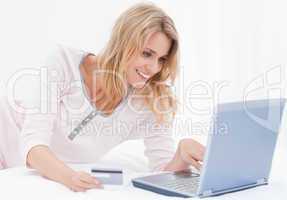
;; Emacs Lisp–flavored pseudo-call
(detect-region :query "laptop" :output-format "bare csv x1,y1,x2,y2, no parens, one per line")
132,98,286,198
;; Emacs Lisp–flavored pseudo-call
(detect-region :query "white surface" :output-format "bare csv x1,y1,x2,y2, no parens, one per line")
0,137,286,200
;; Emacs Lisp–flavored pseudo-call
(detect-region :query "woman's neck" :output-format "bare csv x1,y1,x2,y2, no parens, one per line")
80,54,123,114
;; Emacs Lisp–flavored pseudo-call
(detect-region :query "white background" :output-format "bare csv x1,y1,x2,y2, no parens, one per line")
0,0,287,199
0,0,286,128
0,0,287,154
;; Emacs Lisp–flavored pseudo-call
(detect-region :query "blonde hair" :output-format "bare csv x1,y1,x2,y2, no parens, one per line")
96,2,179,123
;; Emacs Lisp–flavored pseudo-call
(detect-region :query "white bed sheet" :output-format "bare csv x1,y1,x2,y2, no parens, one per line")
0,137,287,200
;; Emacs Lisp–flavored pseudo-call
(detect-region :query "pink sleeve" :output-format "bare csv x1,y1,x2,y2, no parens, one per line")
141,114,176,172
20,113,57,168
19,45,67,168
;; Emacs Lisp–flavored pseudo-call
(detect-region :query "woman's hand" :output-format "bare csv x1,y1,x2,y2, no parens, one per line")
63,171,103,192
177,138,205,170
164,138,205,172
27,145,103,192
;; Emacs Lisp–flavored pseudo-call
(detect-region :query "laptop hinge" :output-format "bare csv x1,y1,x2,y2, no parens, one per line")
202,189,213,196
257,178,267,185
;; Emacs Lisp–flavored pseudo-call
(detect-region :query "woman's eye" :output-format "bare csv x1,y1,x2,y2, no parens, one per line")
142,51,152,58
159,57,167,65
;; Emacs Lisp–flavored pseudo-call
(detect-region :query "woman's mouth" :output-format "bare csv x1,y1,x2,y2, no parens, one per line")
136,69,151,80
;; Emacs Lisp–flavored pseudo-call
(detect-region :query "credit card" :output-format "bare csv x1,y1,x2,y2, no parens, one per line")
91,167,123,185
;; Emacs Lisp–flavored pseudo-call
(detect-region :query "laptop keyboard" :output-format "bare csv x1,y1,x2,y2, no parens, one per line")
157,176,200,194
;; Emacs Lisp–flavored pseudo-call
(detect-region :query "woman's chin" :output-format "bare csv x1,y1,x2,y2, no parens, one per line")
131,81,147,89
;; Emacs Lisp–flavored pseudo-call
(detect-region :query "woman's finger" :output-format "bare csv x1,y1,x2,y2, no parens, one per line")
72,172,102,189
78,172,100,184
184,149,203,169
79,173,103,188
188,155,202,170
190,143,205,162
70,184,87,192
181,151,202,170
193,150,204,162
75,179,102,189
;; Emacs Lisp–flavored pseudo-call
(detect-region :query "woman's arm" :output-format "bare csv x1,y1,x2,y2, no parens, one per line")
27,145,102,192
163,138,205,172
20,46,103,192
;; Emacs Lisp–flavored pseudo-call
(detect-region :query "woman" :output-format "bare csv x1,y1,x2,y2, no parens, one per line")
0,2,205,192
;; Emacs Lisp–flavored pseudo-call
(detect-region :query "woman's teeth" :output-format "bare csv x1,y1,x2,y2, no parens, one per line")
136,69,150,79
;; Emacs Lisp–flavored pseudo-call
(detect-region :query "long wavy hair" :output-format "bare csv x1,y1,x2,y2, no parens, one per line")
96,2,179,123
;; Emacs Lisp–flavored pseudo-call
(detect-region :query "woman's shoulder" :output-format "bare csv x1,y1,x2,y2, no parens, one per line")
45,44,93,80
46,44,92,66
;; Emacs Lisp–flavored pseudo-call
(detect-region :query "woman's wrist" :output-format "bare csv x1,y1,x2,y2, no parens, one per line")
174,143,189,169
164,143,189,171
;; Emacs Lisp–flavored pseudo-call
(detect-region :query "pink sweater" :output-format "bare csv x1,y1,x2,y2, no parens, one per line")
0,44,176,172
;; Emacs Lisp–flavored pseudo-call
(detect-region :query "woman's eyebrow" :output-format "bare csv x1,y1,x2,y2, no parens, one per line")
146,48,157,55
146,48,168,57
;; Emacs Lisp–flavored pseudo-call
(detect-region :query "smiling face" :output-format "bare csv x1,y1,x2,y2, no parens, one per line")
126,31,172,89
